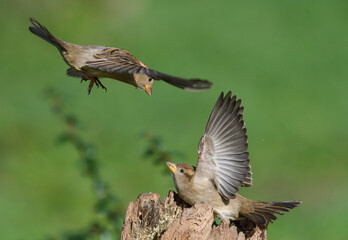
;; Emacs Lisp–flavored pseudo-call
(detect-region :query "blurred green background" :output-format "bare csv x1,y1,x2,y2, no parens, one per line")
1,0,347,239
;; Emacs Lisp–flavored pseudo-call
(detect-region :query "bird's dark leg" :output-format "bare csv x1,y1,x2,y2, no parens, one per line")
94,80,100,88
95,78,107,92
87,77,97,95
80,75,106,95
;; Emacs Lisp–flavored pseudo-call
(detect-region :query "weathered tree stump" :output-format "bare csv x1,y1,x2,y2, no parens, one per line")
121,191,267,240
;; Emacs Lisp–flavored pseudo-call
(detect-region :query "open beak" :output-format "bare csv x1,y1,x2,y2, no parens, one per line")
145,84,152,96
166,162,177,173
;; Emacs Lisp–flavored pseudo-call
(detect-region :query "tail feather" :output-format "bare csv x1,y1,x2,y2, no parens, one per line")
29,18,66,52
242,200,301,226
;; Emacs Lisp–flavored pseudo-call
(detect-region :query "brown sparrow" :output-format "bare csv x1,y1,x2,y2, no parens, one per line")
166,91,301,226
29,18,212,95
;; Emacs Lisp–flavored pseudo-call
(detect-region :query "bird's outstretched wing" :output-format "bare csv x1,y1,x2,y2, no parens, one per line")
195,91,252,200
84,48,212,91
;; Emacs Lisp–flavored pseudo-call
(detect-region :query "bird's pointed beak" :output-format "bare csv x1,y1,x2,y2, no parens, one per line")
166,162,177,173
145,84,152,96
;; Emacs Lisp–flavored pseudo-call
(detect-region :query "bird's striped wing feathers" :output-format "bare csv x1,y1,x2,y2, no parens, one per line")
85,48,148,74
196,91,252,199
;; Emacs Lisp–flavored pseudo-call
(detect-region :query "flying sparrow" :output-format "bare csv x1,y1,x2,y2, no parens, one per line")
29,18,212,95
166,91,301,226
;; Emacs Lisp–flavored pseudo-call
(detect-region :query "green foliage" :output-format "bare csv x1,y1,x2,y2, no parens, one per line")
44,89,123,239
142,131,185,172
43,90,181,239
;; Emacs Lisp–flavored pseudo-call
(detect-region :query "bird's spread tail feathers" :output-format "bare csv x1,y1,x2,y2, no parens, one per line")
29,18,66,52
241,200,301,226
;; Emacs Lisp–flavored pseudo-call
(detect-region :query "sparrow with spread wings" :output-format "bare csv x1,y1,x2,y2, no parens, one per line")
166,91,301,226
29,18,212,95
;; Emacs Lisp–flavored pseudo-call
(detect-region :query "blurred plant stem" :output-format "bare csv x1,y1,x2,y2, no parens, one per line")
45,88,122,240
44,88,182,239
142,131,185,173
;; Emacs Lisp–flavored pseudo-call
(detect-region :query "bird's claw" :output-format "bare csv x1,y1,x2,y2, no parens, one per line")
81,76,106,95
96,79,107,92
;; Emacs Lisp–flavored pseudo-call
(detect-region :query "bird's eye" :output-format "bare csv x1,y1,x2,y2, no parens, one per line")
148,78,153,82
180,169,185,173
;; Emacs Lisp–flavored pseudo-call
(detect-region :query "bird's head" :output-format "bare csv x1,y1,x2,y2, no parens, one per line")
134,73,153,96
166,162,195,190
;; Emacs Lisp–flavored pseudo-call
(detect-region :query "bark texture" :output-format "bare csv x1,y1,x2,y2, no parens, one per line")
121,191,267,240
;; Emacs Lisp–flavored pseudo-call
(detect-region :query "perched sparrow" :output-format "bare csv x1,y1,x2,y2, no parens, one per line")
166,91,301,226
28,18,212,95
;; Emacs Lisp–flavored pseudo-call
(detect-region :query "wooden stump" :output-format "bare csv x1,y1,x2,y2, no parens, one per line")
121,191,267,240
